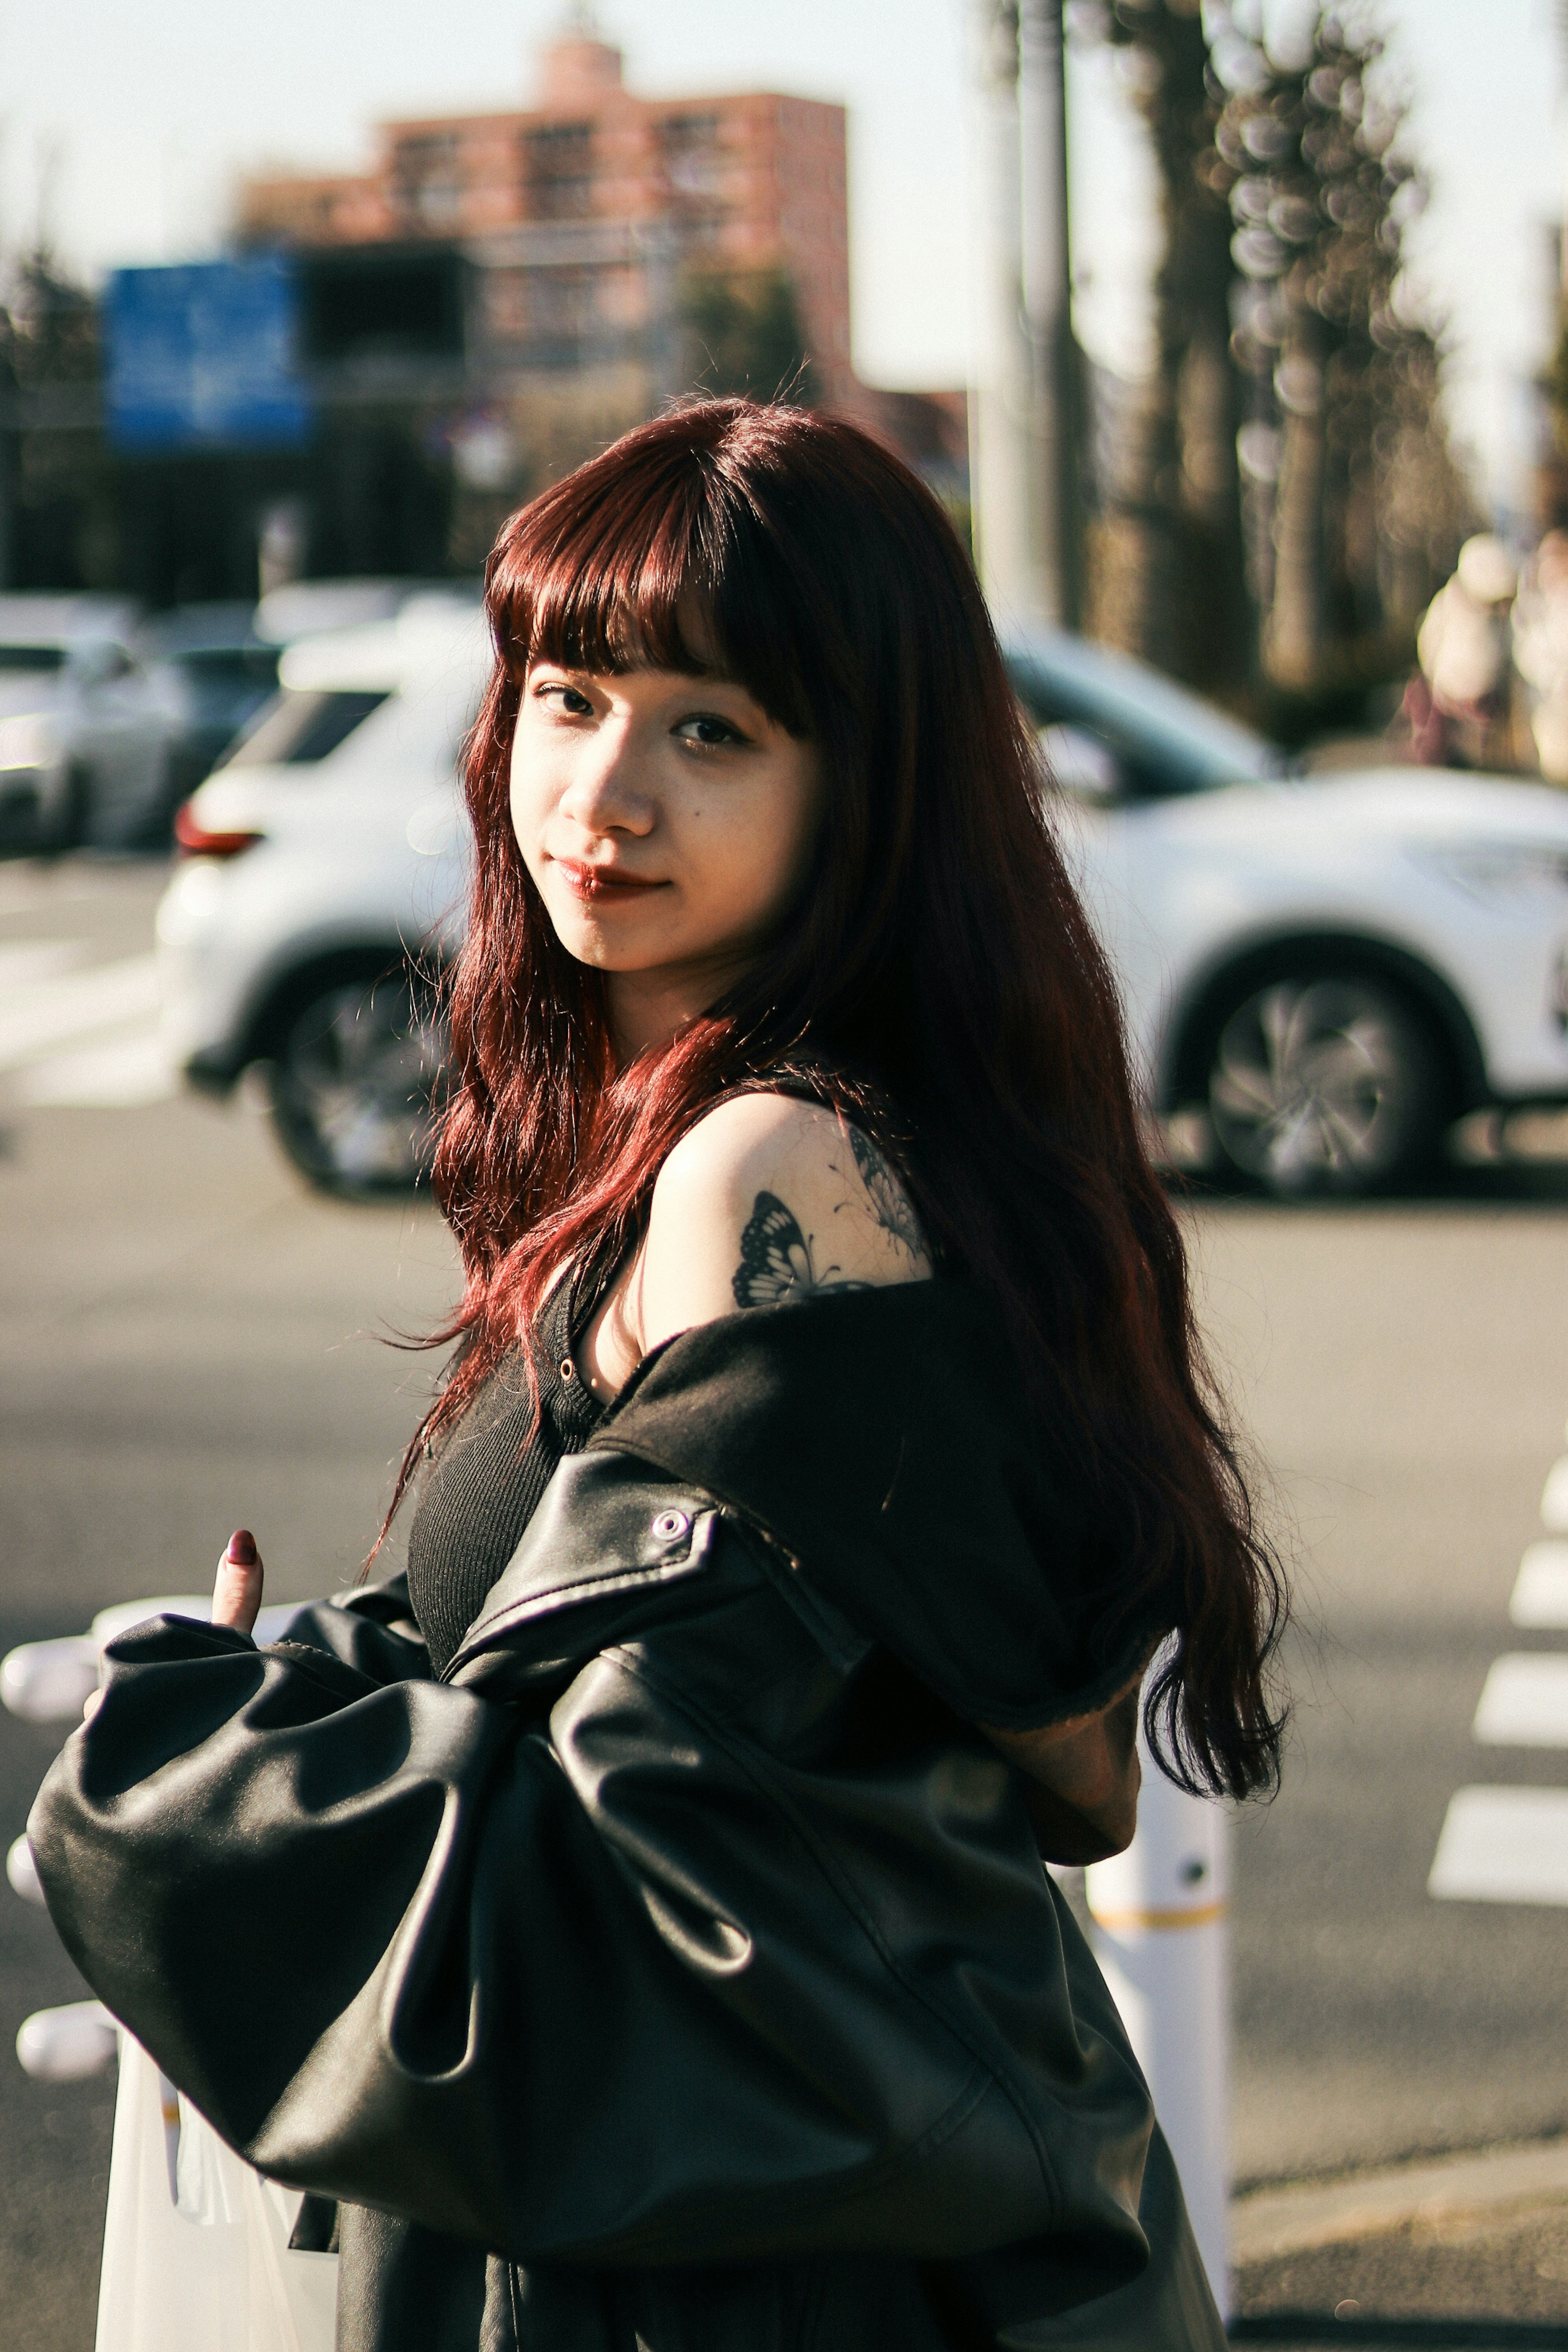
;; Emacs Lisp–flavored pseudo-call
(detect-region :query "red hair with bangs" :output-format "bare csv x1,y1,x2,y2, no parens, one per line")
391,396,1286,1800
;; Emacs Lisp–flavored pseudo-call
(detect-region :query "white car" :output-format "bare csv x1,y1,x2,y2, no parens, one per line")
156,619,1568,1198
157,597,484,1188
0,594,142,851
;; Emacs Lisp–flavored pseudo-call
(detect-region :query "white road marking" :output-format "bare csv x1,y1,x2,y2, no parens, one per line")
0,939,87,993
1540,1458,1568,1534
17,1032,174,1107
0,953,160,1071
0,937,176,1105
1429,1786,1568,1905
1430,1417,1568,1905
0,869,120,919
1512,1542,1568,1630
1472,1653,1568,1747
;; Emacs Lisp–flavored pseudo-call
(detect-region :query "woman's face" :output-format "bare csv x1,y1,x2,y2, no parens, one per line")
510,657,823,1054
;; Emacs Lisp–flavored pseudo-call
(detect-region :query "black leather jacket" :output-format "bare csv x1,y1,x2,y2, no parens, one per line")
31,1284,1225,2352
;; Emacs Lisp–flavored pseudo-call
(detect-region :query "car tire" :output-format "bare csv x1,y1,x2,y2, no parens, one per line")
1204,969,1448,1198
266,964,445,1197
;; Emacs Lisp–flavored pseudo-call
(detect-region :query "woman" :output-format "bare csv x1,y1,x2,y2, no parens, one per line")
33,400,1284,2352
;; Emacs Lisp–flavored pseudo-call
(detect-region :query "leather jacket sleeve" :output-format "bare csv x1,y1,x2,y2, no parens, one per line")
271,1569,432,1686
31,1448,1172,2302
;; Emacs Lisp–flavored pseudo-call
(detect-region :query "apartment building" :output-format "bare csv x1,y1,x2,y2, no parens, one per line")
238,30,853,410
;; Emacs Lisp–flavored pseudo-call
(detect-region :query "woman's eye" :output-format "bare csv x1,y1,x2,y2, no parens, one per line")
673,713,743,748
535,682,593,715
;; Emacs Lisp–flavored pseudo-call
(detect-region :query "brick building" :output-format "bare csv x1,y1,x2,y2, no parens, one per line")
238,29,854,412
94,20,970,599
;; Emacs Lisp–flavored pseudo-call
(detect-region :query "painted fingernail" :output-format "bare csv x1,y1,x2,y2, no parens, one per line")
226,1528,258,1567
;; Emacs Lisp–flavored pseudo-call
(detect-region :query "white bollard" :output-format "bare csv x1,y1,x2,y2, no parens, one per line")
1,1634,99,1724
7,1833,46,1906
17,1999,120,2082
1083,1740,1231,2322
89,1596,216,1651
89,1596,302,1652
2,1595,308,1729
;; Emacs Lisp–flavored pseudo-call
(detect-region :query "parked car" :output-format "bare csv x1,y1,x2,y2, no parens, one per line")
1007,634,1568,1191
0,594,141,851
157,595,484,1189
156,619,1568,1198
0,585,468,855
114,587,471,849
110,606,281,845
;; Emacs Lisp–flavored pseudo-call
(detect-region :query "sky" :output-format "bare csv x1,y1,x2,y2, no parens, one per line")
0,0,1561,516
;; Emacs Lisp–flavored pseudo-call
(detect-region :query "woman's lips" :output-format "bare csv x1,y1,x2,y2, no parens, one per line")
554,859,668,903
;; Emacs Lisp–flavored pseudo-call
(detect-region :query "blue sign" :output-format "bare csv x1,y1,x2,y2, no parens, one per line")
105,255,311,453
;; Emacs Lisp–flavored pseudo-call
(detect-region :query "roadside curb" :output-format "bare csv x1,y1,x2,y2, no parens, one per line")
1234,2137,1568,2264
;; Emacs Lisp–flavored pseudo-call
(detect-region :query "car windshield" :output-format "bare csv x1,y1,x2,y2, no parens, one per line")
1005,634,1287,801
169,647,280,726
175,648,278,688
219,686,392,769
0,645,66,673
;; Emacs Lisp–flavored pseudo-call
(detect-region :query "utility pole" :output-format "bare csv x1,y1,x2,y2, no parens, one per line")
1559,2,1568,306
969,0,1080,632
0,311,15,593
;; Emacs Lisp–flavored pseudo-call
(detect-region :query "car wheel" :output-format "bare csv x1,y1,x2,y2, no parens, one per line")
1205,972,1446,1197
266,966,445,1196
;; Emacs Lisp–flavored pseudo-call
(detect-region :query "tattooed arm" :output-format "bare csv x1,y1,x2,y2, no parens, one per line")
577,1093,932,1398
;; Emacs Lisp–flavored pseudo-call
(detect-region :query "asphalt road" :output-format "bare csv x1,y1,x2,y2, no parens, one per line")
4,854,1568,2345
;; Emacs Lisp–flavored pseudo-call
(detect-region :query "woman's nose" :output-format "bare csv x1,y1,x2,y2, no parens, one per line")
558,730,655,834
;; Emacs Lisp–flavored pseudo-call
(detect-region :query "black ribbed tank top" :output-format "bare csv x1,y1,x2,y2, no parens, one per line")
405,1261,610,1679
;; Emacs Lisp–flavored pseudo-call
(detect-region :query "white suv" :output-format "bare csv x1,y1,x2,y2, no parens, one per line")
156,618,1568,1198
156,597,484,1189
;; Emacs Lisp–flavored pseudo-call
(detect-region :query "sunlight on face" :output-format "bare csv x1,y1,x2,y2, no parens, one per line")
510,659,823,1050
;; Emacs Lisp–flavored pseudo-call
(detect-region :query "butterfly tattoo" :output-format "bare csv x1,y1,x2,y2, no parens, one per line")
846,1126,927,1263
732,1192,873,1310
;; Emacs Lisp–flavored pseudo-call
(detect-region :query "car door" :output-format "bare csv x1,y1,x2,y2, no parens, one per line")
1030,717,1178,1096
62,642,171,845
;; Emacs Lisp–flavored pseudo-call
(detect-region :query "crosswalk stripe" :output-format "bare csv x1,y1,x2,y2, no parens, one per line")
17,1033,174,1109
1512,1543,1568,1630
1472,1653,1568,1747
0,953,160,1071
0,939,87,993
1540,1458,1568,1534
1431,1415,1568,1904
1430,1786,1568,1905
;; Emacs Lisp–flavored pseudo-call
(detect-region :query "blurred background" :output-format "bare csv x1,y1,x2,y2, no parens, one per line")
7,1,1568,2345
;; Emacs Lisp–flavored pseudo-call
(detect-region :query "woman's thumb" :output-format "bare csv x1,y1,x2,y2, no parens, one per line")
212,1528,263,1636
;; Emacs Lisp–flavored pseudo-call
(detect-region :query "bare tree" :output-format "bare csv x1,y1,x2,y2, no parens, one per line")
1,241,114,589
1071,0,1250,690
1213,9,1473,693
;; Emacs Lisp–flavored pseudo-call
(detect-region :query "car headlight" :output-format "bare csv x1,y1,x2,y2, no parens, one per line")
0,712,58,772
1425,844,1568,900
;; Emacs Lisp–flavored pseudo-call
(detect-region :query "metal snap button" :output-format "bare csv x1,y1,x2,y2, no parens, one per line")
651,1509,690,1543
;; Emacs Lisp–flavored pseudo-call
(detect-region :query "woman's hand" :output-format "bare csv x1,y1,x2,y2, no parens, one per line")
83,1529,265,1720
212,1528,263,1636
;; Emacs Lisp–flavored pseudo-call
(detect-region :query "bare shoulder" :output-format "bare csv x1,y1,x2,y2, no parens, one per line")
632,1093,932,1355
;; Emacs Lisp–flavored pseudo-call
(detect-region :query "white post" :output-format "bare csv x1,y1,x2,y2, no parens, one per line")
1082,1740,1232,2323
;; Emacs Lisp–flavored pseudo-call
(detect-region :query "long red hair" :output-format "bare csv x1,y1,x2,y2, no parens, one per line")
388,397,1286,1798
